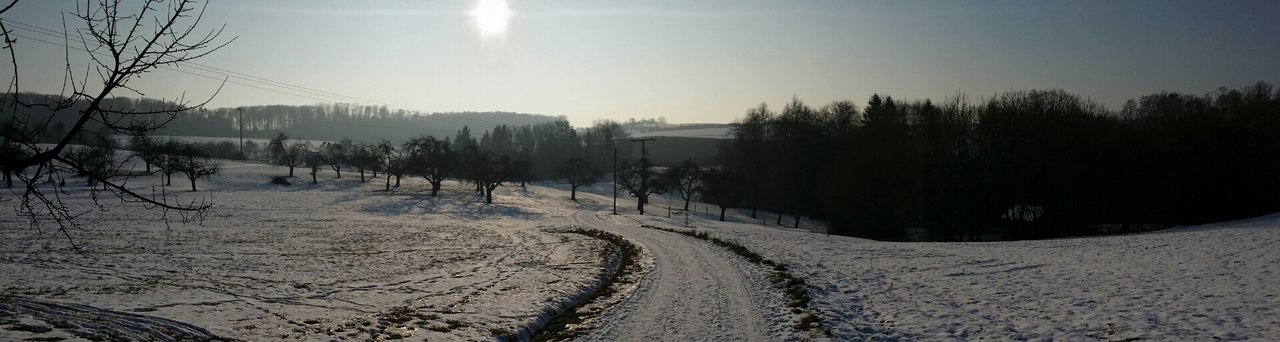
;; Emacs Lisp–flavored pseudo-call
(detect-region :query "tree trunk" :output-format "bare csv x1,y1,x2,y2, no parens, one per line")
776,212,783,225
637,196,645,215
719,207,727,221
335,168,341,178
190,178,197,191
384,172,391,191
750,205,758,219
485,186,494,204
683,197,691,211
430,181,440,197
4,170,11,188
793,214,800,229
359,169,365,182
166,173,172,185
311,171,317,184
570,184,578,201
394,174,401,187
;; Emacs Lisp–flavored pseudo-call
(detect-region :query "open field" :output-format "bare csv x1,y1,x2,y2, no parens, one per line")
589,193,1280,341
1,162,612,341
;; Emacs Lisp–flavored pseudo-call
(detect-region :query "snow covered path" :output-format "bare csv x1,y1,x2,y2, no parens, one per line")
570,209,774,341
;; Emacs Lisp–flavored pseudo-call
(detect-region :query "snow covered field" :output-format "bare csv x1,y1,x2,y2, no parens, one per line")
1,162,613,341
604,197,1280,341
3,161,1278,341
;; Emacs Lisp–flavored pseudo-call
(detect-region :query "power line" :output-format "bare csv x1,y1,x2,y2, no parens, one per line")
7,21,511,127
6,20,401,109
12,32,335,104
11,32,519,133
4,22,516,130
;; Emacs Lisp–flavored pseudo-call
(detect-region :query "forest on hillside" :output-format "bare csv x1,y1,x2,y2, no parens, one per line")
0,94,562,143
719,82,1280,241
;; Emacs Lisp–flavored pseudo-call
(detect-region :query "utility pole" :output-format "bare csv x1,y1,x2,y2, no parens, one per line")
237,107,244,159
630,138,656,215
632,138,655,158
612,147,618,215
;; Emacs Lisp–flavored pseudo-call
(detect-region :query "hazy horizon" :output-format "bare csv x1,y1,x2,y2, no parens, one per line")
2,0,1278,126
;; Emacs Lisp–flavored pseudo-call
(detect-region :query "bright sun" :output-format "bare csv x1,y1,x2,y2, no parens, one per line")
472,0,513,38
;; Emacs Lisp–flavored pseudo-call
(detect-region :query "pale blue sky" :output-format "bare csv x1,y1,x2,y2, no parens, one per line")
3,0,1278,125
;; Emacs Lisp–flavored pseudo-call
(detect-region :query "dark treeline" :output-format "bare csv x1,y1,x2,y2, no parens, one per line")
2,93,562,143
722,82,1280,241
264,119,637,204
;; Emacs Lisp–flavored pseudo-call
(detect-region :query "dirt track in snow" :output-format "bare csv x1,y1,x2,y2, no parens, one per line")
570,209,774,341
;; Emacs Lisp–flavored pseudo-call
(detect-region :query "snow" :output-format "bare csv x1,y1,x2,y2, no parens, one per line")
602,195,1280,341
2,162,613,341
4,163,1278,341
570,210,795,341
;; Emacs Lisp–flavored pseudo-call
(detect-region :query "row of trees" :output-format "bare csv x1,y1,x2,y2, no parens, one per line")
265,120,636,204
131,137,221,192
0,125,221,193
717,82,1280,241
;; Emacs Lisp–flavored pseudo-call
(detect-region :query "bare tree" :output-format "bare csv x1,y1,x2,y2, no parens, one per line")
663,159,701,210
60,128,120,189
319,139,349,178
174,144,218,191
375,140,395,191
618,158,664,215
698,167,741,221
127,124,161,173
475,153,512,204
305,151,321,184
0,120,25,187
0,0,231,240
348,143,373,182
562,157,600,201
154,140,183,186
269,133,306,177
403,135,451,196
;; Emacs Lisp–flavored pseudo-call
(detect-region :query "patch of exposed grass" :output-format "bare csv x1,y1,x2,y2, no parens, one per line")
490,327,519,341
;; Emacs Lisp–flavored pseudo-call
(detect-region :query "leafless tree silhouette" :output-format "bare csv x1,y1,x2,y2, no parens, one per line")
0,0,233,247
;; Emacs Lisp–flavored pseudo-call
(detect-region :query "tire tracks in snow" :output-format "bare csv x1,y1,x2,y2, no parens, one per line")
570,210,772,341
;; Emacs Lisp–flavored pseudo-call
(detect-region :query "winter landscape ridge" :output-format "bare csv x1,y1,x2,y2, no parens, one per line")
2,160,1276,341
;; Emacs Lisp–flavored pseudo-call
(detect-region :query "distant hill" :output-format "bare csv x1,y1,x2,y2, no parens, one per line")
644,136,726,166
630,124,731,139
168,107,566,144
3,93,566,144
620,118,732,139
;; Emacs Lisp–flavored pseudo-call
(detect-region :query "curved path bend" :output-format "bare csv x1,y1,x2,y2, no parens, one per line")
570,209,770,341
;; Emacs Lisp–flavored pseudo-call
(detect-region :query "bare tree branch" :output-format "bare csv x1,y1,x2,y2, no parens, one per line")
1,0,231,241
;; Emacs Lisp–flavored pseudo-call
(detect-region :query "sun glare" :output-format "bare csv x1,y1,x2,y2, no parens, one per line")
472,0,513,39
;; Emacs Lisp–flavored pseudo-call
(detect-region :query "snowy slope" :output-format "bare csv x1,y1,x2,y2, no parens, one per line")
1,162,613,341
606,195,1280,341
